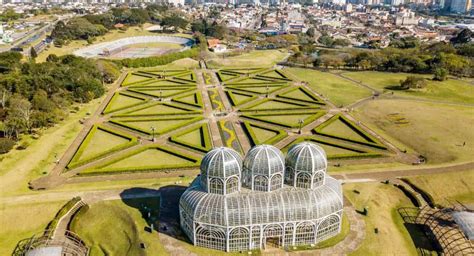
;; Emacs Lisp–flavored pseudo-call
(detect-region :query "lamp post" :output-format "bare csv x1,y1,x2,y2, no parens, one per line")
298,118,304,134
159,89,163,101
151,126,156,142
266,85,269,98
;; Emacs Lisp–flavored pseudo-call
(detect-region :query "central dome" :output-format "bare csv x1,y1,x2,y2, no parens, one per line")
243,145,285,191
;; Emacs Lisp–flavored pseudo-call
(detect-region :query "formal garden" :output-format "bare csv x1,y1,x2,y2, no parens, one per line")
55,66,407,178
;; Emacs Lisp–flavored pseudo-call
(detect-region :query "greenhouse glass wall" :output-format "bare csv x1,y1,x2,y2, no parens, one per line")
179,142,343,252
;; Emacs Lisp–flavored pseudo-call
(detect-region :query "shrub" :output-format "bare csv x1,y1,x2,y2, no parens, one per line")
399,76,426,89
433,68,448,81
0,138,15,154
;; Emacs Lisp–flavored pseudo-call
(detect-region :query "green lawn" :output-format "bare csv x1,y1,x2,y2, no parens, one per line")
81,146,199,174
111,116,201,135
407,170,474,207
71,199,166,256
343,71,474,104
104,93,147,113
0,201,67,256
243,99,312,111
242,111,324,128
285,68,372,107
344,182,417,256
70,126,133,165
354,99,474,164
319,119,367,142
207,50,289,68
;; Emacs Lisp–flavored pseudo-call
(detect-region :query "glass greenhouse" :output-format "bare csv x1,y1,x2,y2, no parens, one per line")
179,142,344,252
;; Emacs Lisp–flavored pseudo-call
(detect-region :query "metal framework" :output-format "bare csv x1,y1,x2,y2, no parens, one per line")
179,142,344,252
13,230,89,256
416,206,474,255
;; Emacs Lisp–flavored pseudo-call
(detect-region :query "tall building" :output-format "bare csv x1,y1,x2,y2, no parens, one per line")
179,143,343,252
450,0,472,13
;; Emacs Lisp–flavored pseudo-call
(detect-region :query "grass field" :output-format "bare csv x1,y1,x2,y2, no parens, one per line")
343,71,474,104
71,199,166,256
285,68,372,107
0,97,104,196
407,170,474,206
344,182,417,256
0,201,66,255
320,119,367,142
354,99,474,164
207,50,288,68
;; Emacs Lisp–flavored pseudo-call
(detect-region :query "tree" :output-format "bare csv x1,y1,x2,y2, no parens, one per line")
306,27,316,38
318,35,334,47
433,68,448,81
30,47,38,60
161,15,189,31
5,94,32,136
399,76,426,89
450,29,472,45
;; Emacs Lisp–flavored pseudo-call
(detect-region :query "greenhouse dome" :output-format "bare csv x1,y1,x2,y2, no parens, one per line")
200,147,242,195
285,142,328,189
242,145,285,192
179,142,344,252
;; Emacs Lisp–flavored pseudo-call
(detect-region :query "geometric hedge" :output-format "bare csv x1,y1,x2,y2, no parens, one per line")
172,91,203,108
287,136,382,160
241,121,286,146
314,114,387,150
67,125,138,169
103,92,148,114
169,123,213,152
277,87,325,105
80,145,201,175
241,111,325,128
109,116,203,135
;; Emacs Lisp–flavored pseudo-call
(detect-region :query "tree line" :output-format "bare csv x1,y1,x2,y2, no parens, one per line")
290,29,473,78
0,52,118,153
51,5,189,46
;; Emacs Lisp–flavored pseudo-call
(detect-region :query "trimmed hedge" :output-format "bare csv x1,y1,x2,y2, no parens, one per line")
240,98,319,112
112,102,202,117
225,90,257,107
314,114,387,150
394,184,421,207
241,111,325,128
102,92,148,114
216,71,240,82
257,69,292,81
171,91,203,108
288,137,382,160
45,197,82,232
121,72,154,87
127,87,196,99
224,76,284,86
241,121,286,146
110,116,203,135
276,86,325,105
67,125,138,170
169,123,213,153
116,47,200,68
226,84,289,95
79,144,201,175
400,178,435,207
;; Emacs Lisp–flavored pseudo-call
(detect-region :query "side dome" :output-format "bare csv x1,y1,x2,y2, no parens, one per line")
200,147,242,195
242,145,285,192
285,142,327,189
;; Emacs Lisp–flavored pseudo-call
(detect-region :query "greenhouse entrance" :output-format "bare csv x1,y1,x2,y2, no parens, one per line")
264,236,281,249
